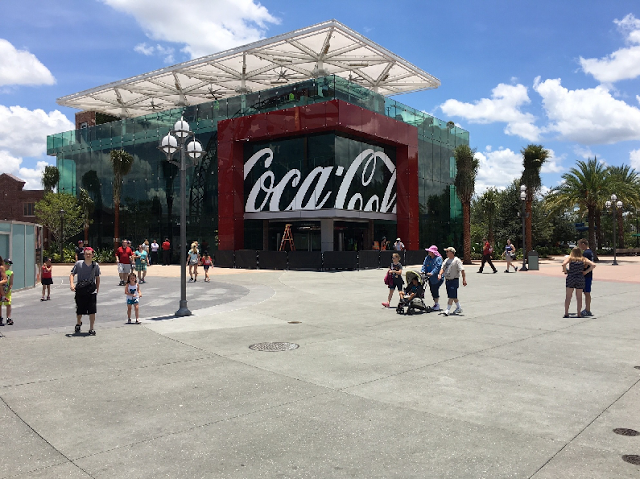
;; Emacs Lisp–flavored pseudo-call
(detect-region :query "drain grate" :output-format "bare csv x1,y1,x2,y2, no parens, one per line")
614,428,640,437
622,455,640,466
249,342,300,352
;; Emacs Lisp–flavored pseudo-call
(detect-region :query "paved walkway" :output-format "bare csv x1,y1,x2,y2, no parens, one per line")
1,259,639,478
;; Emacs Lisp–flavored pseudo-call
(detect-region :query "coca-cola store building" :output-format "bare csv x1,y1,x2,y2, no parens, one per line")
48,21,468,266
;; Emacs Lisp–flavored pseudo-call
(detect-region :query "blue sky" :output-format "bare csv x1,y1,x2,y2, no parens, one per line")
3,0,640,191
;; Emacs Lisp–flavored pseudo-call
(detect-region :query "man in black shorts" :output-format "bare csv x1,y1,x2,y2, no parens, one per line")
69,247,100,335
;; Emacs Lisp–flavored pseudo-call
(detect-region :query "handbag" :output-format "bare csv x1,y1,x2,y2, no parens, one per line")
384,271,393,286
76,262,97,295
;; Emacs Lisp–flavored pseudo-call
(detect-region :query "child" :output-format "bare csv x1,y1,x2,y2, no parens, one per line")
382,252,403,308
41,258,53,301
134,244,148,283
1,259,14,325
124,272,142,324
399,275,424,306
201,251,213,282
187,243,200,282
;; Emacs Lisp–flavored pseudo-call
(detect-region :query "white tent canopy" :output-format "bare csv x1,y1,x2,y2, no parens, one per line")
57,20,440,118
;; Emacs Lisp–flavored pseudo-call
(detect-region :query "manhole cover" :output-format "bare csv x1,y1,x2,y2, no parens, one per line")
622,455,640,466
288,321,301,324
614,428,640,437
249,342,299,352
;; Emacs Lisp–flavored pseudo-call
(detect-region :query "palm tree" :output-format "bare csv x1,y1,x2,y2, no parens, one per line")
77,188,95,243
454,144,479,264
520,144,549,255
544,158,610,260
607,165,640,248
41,165,60,192
477,188,498,245
109,149,134,250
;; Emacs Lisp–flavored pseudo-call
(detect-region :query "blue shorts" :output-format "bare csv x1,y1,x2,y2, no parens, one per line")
584,276,592,293
445,278,459,299
127,297,139,305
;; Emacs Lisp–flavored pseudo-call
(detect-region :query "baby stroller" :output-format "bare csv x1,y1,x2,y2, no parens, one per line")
396,270,431,315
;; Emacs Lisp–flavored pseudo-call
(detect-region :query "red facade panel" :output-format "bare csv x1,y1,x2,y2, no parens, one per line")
217,100,420,250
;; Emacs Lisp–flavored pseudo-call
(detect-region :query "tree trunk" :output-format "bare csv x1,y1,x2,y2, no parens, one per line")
595,209,604,252
84,225,89,244
114,200,120,251
463,200,472,264
588,206,599,262
525,199,533,255
617,209,625,248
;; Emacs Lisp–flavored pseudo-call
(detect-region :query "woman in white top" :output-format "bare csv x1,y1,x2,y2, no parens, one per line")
187,243,201,282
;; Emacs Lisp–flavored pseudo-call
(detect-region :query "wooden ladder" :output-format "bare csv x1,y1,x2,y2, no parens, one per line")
279,224,296,251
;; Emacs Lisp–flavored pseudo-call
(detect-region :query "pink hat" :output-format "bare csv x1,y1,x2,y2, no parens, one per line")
425,245,441,257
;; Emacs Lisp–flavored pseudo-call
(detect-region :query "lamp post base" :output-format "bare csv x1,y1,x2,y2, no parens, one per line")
175,302,192,317
520,266,528,272
612,260,619,266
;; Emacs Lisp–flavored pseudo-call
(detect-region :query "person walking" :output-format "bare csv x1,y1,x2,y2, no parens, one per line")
201,251,213,282
41,257,53,301
421,245,444,311
187,243,200,282
382,252,403,308
124,272,142,324
115,240,134,286
394,238,405,251
143,239,150,264
162,238,171,265
438,247,467,316
562,247,596,318
150,239,160,266
75,240,85,262
578,238,594,316
69,247,100,336
134,244,149,283
0,259,14,325
502,239,518,273
478,238,497,273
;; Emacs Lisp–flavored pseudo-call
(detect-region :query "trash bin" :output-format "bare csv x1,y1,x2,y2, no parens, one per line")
527,250,539,270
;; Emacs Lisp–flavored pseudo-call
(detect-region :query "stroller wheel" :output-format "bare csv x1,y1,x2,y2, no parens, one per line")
425,306,433,313
407,308,414,315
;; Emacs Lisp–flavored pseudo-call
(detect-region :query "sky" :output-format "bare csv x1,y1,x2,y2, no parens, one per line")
2,0,640,192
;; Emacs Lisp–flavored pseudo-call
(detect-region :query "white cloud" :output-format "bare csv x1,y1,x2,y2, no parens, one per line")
0,105,73,189
573,145,595,159
534,77,640,144
0,39,55,87
540,148,564,174
134,43,175,63
580,14,640,84
630,149,640,170
474,147,522,193
440,83,540,141
102,0,279,59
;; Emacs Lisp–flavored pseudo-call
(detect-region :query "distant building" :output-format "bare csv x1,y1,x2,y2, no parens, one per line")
0,173,44,223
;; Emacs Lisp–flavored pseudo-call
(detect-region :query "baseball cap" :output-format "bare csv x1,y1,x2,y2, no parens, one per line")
4,258,12,264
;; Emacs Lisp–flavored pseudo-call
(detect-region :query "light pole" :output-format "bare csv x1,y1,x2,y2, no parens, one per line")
59,209,65,261
605,194,623,266
519,184,528,271
158,117,203,316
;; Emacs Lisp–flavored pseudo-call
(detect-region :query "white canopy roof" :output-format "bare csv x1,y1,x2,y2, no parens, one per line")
57,20,440,118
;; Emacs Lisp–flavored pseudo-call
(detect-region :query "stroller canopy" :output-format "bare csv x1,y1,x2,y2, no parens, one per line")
405,270,423,285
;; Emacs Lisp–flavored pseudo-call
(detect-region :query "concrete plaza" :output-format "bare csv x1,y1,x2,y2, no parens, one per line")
1,257,639,478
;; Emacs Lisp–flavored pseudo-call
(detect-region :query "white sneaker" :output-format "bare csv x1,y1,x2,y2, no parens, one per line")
454,307,463,314
443,309,450,316
432,304,441,311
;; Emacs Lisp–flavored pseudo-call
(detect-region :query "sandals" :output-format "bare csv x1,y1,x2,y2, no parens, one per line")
88,330,96,336
6,319,13,325
75,322,82,333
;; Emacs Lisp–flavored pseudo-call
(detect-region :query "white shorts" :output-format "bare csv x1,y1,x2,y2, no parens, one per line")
118,263,132,274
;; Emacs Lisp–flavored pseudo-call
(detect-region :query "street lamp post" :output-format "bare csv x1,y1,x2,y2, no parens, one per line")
59,209,65,261
158,117,203,316
519,184,528,272
605,194,623,266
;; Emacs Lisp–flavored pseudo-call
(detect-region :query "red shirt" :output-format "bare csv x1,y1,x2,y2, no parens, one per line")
42,264,52,279
162,241,170,251
483,242,492,255
116,246,133,264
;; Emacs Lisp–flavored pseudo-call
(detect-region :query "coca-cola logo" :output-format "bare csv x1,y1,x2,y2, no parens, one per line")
244,147,396,213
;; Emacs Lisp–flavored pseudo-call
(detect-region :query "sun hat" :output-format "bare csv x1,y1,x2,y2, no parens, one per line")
396,238,401,241
444,247,456,254
425,245,441,257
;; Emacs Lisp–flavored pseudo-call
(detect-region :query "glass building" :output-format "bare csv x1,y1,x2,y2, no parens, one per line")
47,21,468,259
